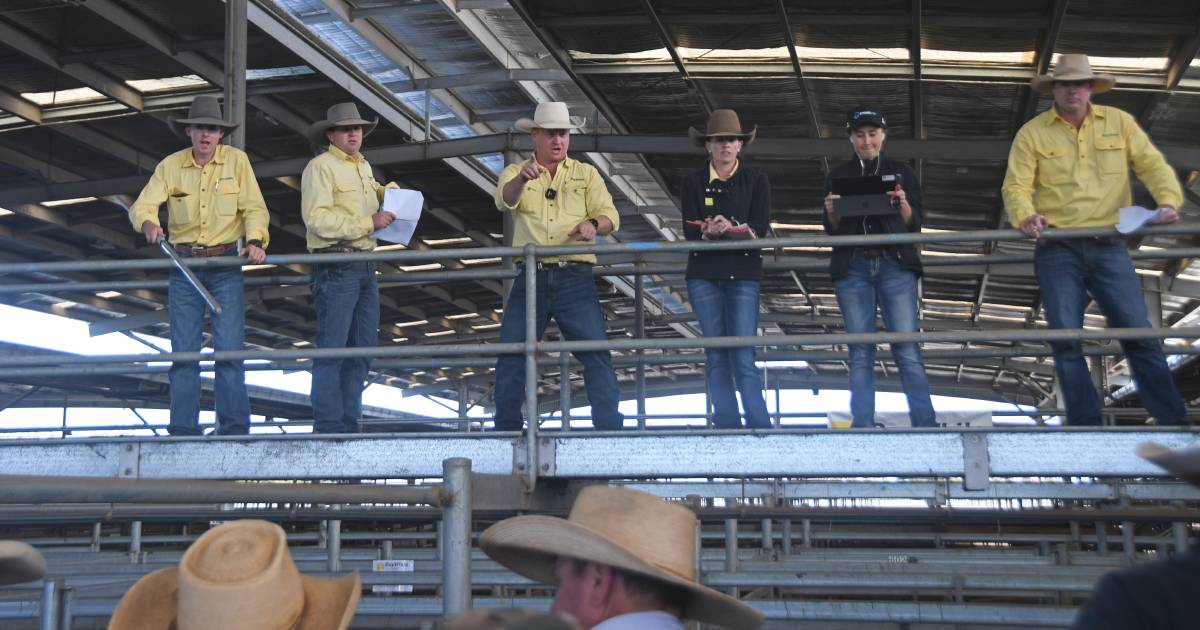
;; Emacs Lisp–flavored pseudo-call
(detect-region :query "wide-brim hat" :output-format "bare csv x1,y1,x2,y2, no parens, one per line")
1031,53,1115,94
688,109,756,148
308,102,379,146
514,102,585,133
0,541,46,587
1138,442,1200,486
167,95,238,137
109,519,360,630
480,486,763,630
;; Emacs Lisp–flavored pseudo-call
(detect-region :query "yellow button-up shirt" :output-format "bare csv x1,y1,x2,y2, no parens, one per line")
494,157,620,263
128,144,270,248
301,145,396,252
1002,104,1182,228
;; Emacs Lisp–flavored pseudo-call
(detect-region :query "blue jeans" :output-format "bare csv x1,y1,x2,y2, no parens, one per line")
168,250,249,435
1036,238,1185,426
834,255,937,428
494,264,623,430
311,261,380,433
687,279,771,428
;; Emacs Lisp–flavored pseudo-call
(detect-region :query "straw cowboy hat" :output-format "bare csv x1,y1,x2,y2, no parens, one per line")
168,95,238,137
1138,442,1200,486
0,540,46,587
514,102,585,133
1031,53,1115,94
437,608,583,630
108,519,360,630
480,485,764,629
307,102,379,146
688,109,757,148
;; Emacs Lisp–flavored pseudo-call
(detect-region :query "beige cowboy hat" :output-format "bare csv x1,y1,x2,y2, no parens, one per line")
688,109,757,148
307,102,379,146
480,485,764,630
1031,53,1116,94
108,519,360,630
514,102,585,133
437,608,583,630
1138,441,1200,486
168,95,238,137
0,540,46,587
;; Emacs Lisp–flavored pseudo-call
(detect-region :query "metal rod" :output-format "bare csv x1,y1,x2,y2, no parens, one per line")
158,238,222,315
129,521,141,563
57,586,73,630
1172,521,1189,554
635,267,646,429
38,579,58,630
724,519,738,573
1095,521,1108,556
559,351,571,431
326,505,341,572
523,245,538,490
0,475,442,505
442,457,472,616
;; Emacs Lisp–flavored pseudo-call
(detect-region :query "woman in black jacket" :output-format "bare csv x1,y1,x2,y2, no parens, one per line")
823,106,936,428
681,110,772,429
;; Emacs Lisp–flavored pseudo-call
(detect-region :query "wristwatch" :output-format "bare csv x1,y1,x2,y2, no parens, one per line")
588,218,599,230
246,239,263,249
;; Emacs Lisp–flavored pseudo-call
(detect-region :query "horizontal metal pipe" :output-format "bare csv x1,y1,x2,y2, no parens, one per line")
0,475,443,506
0,223,1196,275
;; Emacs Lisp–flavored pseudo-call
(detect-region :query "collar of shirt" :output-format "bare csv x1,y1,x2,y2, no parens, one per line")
537,156,575,186
327,143,363,163
183,143,228,168
708,159,739,183
1047,103,1106,129
592,611,684,630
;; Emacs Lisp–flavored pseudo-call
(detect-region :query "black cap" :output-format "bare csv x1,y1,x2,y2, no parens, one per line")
846,107,887,131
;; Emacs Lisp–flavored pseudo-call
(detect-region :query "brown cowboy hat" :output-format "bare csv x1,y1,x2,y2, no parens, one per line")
167,95,238,137
0,540,46,587
1031,54,1116,94
1138,441,1200,486
437,608,583,630
308,102,379,146
514,102,586,133
480,485,764,630
688,109,757,148
108,519,360,630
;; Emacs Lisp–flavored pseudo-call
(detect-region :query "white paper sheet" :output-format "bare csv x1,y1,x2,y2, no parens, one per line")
374,188,424,245
1116,205,1169,234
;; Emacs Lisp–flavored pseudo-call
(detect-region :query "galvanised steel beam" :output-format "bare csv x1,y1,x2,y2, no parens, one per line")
0,89,41,124
0,19,142,111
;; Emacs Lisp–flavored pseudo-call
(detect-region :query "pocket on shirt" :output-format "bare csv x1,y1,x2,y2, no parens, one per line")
335,179,359,198
215,180,241,216
1095,138,1127,175
167,193,193,228
1035,146,1073,185
559,184,588,222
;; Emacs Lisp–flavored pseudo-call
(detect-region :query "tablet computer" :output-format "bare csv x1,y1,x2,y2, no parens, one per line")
831,174,902,218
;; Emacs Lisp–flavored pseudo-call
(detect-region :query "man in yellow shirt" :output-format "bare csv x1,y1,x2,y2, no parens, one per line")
301,102,397,434
128,95,269,436
492,102,623,430
1001,54,1185,426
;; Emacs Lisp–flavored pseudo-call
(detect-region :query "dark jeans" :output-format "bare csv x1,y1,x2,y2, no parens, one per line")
687,278,771,428
494,264,623,430
311,261,379,433
834,255,937,428
167,250,249,436
1035,238,1185,426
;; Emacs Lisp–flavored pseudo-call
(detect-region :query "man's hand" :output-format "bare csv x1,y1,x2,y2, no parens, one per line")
703,214,731,237
240,243,266,264
372,211,395,230
824,192,840,215
1020,214,1049,239
141,220,164,244
519,158,541,182
1151,205,1180,224
568,219,597,241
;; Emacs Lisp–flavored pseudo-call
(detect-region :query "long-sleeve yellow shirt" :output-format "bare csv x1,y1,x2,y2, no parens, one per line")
128,144,270,248
494,157,620,263
301,145,397,252
1002,104,1182,228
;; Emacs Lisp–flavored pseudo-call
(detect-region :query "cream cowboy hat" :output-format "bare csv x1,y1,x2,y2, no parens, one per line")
0,540,46,587
1138,442,1200,486
1031,54,1116,94
688,109,757,148
168,95,238,137
514,102,585,133
108,519,360,630
480,486,764,630
307,102,379,146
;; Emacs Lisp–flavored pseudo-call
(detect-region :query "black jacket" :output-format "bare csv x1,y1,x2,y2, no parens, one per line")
1070,545,1200,630
822,155,923,281
680,164,771,281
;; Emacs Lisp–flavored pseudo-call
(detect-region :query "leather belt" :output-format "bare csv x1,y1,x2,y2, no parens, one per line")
854,246,887,258
313,246,362,253
174,242,236,257
519,260,591,272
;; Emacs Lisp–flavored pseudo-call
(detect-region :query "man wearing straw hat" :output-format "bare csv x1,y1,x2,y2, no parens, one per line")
1069,441,1200,628
492,102,623,431
301,102,399,434
1001,54,1187,426
128,95,270,436
108,519,361,630
481,485,763,629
